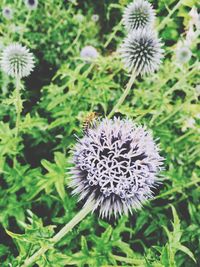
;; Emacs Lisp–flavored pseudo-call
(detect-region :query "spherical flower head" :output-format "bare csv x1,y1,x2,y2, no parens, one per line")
175,46,192,64
2,7,13,20
70,118,164,218
0,43,35,78
120,29,164,76
123,0,155,32
24,0,38,10
80,46,99,62
92,14,99,22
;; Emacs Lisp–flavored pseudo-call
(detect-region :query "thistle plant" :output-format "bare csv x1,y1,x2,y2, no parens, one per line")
21,118,163,266
108,2,163,118
123,0,155,32
71,118,163,218
0,43,34,136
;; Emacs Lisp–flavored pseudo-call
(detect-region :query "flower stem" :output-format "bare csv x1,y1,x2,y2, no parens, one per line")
22,202,94,267
15,78,22,137
108,72,136,118
104,19,123,48
157,0,183,31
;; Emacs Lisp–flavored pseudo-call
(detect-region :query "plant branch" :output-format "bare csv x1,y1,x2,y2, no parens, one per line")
22,202,94,267
108,72,136,118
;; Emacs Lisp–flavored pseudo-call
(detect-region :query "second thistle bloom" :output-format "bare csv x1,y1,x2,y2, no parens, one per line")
120,29,163,76
175,45,192,64
0,43,35,78
24,0,38,10
80,46,99,62
70,118,164,218
2,7,13,20
123,0,155,32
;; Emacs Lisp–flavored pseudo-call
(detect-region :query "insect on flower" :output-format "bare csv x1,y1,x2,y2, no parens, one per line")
70,118,164,218
82,112,98,134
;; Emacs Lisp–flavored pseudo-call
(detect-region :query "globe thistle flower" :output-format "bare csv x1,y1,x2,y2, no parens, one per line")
24,0,38,10
0,43,35,78
175,46,192,64
80,46,99,62
120,29,163,76
123,0,155,32
92,14,99,22
70,118,164,218
2,7,13,20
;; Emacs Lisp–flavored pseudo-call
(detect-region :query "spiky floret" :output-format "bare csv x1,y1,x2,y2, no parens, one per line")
0,43,35,78
120,29,163,76
123,0,155,32
24,0,38,10
2,7,13,20
70,118,164,218
80,46,99,62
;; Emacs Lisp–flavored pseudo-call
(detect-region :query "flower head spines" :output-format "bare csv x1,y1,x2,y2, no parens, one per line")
70,118,164,218
123,0,155,32
0,43,35,78
120,29,164,76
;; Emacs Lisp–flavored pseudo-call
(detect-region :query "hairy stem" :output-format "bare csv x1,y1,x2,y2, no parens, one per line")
15,77,22,137
108,72,136,118
22,202,94,267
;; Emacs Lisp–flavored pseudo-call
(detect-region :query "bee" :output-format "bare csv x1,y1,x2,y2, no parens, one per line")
82,112,98,134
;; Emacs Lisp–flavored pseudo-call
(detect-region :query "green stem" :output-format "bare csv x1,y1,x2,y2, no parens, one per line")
108,72,136,118
157,0,183,31
104,19,123,48
112,254,145,265
19,10,31,42
154,178,200,200
22,202,94,267
15,78,22,137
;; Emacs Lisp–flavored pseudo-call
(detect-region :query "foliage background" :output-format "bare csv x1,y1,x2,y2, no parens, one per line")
0,0,199,266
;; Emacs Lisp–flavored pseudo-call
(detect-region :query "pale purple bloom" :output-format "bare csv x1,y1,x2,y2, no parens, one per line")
92,14,99,22
70,118,164,218
176,46,192,64
24,0,38,10
80,46,99,62
2,7,13,20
